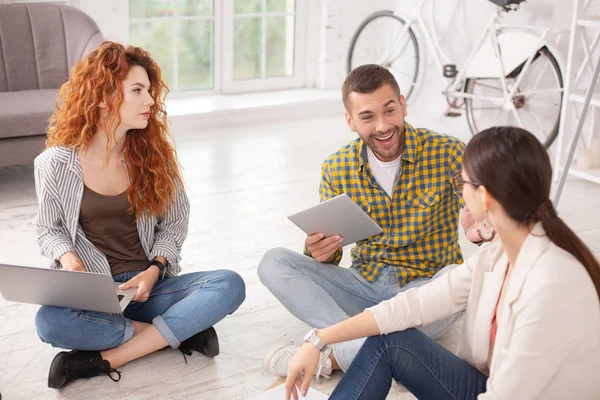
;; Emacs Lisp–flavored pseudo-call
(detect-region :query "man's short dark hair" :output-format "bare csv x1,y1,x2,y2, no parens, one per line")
342,64,401,111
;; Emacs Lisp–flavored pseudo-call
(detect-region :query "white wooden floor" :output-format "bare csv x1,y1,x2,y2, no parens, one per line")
2,107,600,399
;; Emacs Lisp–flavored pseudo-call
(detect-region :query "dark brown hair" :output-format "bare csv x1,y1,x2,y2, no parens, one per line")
463,126,600,299
342,64,401,111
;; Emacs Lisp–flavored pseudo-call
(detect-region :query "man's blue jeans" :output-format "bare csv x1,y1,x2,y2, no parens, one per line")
35,269,246,350
330,328,488,400
257,247,461,371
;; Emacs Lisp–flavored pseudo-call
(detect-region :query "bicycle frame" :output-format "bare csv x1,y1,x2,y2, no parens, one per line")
381,0,566,115
381,0,452,71
444,14,566,105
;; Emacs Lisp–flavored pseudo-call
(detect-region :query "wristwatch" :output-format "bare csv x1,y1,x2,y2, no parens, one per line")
146,258,167,279
304,328,327,352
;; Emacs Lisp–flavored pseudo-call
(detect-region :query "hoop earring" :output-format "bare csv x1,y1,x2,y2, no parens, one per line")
477,210,496,242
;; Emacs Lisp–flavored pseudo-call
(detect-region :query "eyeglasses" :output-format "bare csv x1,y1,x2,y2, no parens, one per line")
452,171,480,193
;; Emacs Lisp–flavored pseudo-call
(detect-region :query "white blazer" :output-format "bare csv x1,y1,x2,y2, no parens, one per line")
368,223,600,399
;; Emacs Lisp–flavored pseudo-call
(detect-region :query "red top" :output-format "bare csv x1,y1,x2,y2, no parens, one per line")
490,310,498,348
491,265,510,349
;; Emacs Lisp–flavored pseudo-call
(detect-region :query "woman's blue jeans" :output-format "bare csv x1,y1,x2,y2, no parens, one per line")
35,269,246,350
330,328,488,400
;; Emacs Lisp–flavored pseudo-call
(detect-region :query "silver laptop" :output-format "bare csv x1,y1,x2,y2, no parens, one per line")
0,264,137,314
288,193,383,247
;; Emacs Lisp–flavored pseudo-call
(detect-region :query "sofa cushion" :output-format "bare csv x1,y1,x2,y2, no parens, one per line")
0,89,58,139
0,3,103,92
0,135,46,167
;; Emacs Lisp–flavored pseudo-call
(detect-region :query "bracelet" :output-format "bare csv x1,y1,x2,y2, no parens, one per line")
146,258,167,279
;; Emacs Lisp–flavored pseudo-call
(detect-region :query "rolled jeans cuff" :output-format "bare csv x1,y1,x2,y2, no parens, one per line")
121,318,136,346
333,344,352,372
153,315,181,348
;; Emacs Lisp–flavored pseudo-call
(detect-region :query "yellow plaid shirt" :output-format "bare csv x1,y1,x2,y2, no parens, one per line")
305,123,465,286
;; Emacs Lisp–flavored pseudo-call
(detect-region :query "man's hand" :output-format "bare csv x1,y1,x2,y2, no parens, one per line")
305,233,343,263
59,251,85,272
119,267,160,302
461,206,483,243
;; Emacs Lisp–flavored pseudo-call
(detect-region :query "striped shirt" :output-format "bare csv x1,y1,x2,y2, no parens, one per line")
33,146,189,277
305,123,465,286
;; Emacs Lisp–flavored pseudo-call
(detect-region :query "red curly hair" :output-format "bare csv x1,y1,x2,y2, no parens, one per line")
47,41,183,220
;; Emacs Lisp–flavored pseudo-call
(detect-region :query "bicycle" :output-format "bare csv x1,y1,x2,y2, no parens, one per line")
347,0,566,148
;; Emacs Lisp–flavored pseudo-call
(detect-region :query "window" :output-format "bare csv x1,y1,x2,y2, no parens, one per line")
128,0,306,94
129,0,215,91
221,0,304,92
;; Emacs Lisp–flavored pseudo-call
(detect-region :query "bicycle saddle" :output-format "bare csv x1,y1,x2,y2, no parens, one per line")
488,0,526,10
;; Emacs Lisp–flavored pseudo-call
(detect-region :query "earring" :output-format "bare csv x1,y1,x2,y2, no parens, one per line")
477,210,496,242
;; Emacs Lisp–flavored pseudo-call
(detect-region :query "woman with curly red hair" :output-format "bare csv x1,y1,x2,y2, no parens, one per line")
33,41,246,389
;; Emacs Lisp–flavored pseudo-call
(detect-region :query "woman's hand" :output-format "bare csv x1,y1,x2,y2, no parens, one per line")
119,267,160,302
59,251,85,272
461,206,484,243
285,342,321,400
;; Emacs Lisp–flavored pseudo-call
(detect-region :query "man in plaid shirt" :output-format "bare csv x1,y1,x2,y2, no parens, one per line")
258,64,483,379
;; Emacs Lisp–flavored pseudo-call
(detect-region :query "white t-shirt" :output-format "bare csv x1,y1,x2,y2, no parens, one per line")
366,146,402,197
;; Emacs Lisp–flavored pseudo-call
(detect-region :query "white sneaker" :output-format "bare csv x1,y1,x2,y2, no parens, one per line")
262,341,333,382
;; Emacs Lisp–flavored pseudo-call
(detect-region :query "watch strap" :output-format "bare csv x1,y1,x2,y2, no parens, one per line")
305,328,327,352
146,258,167,279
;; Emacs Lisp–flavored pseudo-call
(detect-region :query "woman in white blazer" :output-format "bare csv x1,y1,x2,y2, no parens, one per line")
33,42,245,389
285,126,600,399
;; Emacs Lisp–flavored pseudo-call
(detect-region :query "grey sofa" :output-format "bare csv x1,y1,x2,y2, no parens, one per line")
0,3,103,167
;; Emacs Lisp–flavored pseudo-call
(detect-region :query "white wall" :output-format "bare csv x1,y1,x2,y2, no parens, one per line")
1,0,128,42
6,0,574,94
317,0,573,91
72,0,129,44
315,0,586,147
0,0,67,4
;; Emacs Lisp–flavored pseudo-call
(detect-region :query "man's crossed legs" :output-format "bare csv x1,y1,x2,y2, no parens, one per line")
257,247,460,376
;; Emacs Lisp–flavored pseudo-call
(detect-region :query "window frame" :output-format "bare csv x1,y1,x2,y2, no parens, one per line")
221,0,307,93
128,0,219,94
127,0,309,95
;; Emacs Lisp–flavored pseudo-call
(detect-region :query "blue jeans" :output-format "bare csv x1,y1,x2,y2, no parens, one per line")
330,329,488,400
257,248,461,371
35,269,246,350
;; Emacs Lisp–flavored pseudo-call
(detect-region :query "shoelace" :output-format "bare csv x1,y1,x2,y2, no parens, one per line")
107,369,121,382
314,363,331,384
179,347,192,364
160,345,193,364
65,358,122,382
314,349,332,383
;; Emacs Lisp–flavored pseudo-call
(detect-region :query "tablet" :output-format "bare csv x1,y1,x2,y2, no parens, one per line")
288,194,383,247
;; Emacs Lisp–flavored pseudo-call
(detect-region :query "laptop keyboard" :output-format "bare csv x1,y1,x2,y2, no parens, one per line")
117,294,125,302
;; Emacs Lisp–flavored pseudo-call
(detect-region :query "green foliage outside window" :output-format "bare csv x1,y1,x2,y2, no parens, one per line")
129,0,294,91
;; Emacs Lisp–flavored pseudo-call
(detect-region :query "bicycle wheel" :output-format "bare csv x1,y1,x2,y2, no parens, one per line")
347,11,420,101
464,46,563,148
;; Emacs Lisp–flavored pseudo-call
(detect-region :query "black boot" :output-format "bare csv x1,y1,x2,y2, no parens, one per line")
48,350,121,389
179,327,220,358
